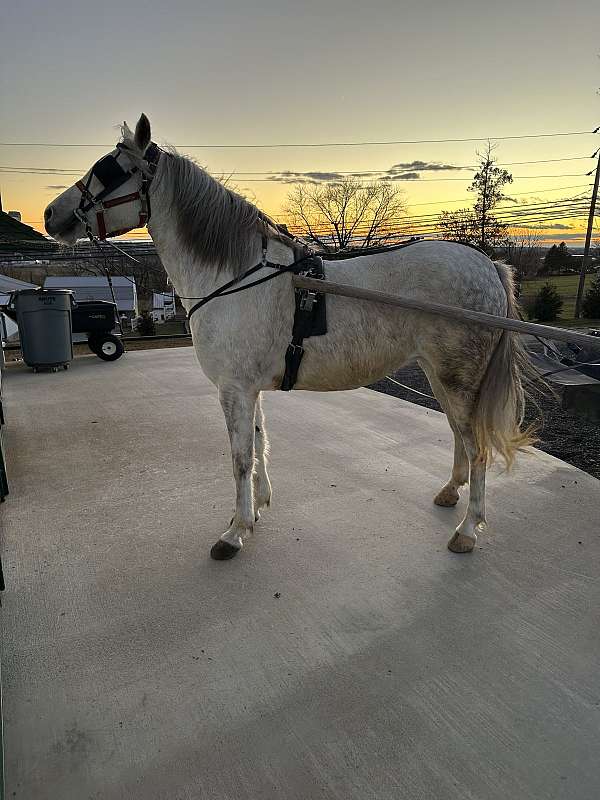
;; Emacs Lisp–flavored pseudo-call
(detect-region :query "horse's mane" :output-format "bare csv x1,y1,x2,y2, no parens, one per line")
157,148,262,274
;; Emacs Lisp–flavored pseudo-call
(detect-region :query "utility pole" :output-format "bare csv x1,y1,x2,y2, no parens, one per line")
574,146,600,318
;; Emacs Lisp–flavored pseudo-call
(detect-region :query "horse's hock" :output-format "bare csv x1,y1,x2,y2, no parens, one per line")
2,348,599,800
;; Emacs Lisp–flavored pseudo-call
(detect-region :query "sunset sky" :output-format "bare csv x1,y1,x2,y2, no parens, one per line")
1,0,599,244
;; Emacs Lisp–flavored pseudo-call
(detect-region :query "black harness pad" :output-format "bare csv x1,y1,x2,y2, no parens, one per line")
280,255,327,391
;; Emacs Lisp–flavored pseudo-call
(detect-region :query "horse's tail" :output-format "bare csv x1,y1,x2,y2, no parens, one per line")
472,262,538,468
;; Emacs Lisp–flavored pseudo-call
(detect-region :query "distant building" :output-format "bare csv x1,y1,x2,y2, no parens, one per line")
43,275,138,320
151,291,176,323
0,273,40,340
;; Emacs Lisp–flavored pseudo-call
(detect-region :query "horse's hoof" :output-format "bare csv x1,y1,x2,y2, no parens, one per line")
210,540,241,560
434,487,459,507
447,531,476,553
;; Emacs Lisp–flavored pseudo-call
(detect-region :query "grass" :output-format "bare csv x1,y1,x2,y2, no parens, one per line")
521,274,596,321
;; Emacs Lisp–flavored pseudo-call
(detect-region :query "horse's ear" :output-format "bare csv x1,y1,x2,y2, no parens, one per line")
134,113,151,153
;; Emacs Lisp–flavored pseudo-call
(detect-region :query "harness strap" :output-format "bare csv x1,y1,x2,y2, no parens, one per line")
186,253,316,319
186,262,268,318
280,256,326,391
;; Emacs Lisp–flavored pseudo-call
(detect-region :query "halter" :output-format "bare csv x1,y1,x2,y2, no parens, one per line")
73,141,162,241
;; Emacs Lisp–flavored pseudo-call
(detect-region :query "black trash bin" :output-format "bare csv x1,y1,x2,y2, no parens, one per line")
13,288,74,372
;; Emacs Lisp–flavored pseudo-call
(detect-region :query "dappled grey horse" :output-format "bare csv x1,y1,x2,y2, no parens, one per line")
44,114,534,560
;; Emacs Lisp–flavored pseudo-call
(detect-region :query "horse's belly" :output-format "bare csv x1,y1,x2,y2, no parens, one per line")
293,327,414,391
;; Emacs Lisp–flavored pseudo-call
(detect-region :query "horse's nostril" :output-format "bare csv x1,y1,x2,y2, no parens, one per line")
44,207,53,222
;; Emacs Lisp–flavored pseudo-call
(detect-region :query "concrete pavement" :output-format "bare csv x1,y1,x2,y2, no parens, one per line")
1,348,599,799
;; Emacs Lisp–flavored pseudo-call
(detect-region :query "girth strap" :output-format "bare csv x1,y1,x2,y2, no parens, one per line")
280,256,327,391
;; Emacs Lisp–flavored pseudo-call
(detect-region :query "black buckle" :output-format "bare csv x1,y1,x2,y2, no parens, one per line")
144,142,161,174
299,289,317,312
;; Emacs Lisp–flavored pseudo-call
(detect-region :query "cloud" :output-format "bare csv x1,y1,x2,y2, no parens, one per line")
268,171,346,184
388,172,421,181
538,232,585,243
544,223,574,230
388,161,463,173
45,184,68,190
266,159,463,184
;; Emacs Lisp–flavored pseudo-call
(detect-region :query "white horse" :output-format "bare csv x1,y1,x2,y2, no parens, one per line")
45,114,534,560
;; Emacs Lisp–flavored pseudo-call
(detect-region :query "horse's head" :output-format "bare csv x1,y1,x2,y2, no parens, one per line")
44,114,160,245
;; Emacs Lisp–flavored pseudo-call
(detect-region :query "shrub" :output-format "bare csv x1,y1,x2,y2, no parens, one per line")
137,313,156,336
525,283,563,322
581,273,600,319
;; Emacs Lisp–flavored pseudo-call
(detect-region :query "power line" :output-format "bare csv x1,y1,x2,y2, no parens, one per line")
281,198,590,229
2,166,588,182
291,209,590,238
282,198,592,239
0,128,597,150
405,183,593,208
19,184,596,225
0,156,593,180
236,173,590,183
226,156,594,175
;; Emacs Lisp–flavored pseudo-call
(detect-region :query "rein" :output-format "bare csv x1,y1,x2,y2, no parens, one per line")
185,237,316,318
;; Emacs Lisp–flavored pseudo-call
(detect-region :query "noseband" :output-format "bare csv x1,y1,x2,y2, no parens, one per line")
73,141,162,241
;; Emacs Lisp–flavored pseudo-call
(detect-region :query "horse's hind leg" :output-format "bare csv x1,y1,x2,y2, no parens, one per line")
418,361,469,507
435,430,470,507
420,362,486,553
211,384,258,560
253,393,272,521
447,423,486,554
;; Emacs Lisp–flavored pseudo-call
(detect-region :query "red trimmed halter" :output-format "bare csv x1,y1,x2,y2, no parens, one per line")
73,141,162,242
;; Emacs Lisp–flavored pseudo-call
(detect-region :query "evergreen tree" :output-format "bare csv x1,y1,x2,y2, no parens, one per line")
438,142,513,256
467,143,513,254
581,273,600,319
556,241,572,270
526,283,564,322
541,242,572,274
542,244,560,274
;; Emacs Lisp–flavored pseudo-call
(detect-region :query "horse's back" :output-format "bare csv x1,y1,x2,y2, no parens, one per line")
324,241,506,315
293,241,508,391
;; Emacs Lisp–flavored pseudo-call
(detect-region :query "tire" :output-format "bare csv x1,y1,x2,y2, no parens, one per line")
87,335,101,355
94,335,124,361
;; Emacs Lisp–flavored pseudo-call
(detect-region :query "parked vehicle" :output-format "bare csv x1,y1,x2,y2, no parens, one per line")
71,300,125,361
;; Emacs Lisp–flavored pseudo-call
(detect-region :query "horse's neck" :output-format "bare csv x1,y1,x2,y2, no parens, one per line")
146,184,255,304
147,165,293,303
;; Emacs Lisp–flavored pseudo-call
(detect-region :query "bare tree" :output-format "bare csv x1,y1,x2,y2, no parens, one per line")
437,208,479,244
505,228,544,280
284,178,406,251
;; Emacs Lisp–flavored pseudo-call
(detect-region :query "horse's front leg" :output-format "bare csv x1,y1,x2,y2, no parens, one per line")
211,385,258,561
253,393,272,520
